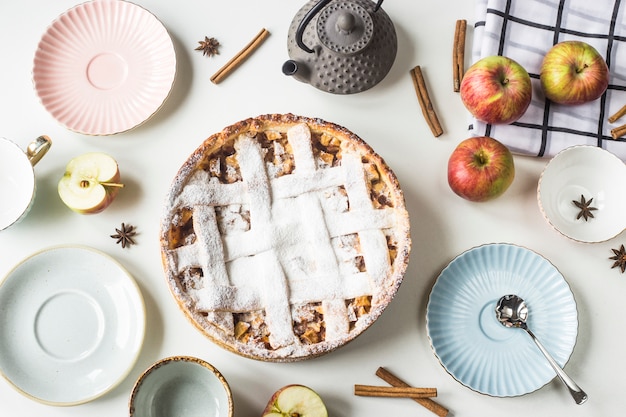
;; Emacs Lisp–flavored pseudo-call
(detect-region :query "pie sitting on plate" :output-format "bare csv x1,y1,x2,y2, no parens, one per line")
160,114,411,362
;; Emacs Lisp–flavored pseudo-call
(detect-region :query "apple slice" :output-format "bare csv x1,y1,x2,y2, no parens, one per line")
58,152,124,214
262,384,328,417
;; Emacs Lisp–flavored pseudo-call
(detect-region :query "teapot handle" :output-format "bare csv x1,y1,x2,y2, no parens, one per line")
296,0,386,54
296,0,332,54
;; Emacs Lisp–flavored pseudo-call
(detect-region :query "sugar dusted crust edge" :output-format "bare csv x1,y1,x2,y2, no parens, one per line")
159,113,411,362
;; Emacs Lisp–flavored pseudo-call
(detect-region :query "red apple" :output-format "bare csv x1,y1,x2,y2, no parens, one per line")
540,40,609,105
447,136,515,202
262,385,327,417
460,55,532,125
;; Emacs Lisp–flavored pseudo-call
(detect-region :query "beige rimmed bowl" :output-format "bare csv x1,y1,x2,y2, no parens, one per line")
129,356,233,417
537,145,626,243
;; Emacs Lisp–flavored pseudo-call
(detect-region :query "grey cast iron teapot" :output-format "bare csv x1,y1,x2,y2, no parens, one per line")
282,0,397,94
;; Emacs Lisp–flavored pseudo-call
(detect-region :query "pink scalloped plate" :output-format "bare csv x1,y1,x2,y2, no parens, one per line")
33,0,176,135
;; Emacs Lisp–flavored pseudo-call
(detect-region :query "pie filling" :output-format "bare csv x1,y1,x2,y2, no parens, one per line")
161,114,410,361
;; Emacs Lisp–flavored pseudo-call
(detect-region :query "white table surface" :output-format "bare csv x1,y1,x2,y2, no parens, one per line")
1,1,624,416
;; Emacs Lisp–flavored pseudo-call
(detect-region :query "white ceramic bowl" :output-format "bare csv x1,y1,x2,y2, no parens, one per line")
129,356,233,417
538,145,626,243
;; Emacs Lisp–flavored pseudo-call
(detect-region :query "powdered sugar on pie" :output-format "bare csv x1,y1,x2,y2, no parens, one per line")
160,114,411,362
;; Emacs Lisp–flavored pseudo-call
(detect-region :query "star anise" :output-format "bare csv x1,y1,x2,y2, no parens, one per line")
110,223,137,248
195,36,220,57
572,194,597,221
610,244,626,273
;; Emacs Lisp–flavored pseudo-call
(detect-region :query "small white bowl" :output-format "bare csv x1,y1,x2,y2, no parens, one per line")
538,145,626,243
129,356,233,417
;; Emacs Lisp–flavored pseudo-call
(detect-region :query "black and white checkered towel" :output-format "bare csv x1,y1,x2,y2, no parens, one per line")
471,0,626,161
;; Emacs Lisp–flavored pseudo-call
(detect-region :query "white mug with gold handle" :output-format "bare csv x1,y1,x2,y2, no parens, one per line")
0,135,52,230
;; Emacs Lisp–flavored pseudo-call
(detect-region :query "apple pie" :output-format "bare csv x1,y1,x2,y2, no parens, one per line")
160,114,411,361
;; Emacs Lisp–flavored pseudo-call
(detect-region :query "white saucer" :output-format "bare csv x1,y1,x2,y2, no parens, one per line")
0,245,146,405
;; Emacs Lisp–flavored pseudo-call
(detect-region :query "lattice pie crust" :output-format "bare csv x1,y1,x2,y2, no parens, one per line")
160,114,411,361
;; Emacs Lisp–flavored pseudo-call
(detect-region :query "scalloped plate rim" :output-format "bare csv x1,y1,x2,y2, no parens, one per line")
425,242,579,398
32,0,176,136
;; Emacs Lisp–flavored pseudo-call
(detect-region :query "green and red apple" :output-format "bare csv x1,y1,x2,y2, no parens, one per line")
460,55,532,125
262,384,328,417
540,40,609,105
447,136,515,202
58,152,123,214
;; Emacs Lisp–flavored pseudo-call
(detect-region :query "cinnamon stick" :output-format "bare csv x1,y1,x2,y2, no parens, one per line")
210,28,270,84
453,19,467,92
376,367,449,417
410,66,444,137
354,385,437,398
608,104,626,123
610,123,626,139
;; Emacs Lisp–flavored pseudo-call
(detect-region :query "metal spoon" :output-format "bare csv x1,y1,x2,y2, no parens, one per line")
495,294,588,405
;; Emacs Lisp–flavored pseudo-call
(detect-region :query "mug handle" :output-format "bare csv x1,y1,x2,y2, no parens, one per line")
26,135,52,166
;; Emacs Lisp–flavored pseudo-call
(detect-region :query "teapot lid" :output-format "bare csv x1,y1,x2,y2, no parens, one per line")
316,1,373,54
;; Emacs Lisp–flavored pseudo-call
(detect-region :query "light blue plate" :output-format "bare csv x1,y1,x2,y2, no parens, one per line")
426,243,578,397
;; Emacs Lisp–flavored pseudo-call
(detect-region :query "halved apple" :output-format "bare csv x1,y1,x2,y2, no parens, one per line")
262,384,328,417
58,152,124,214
